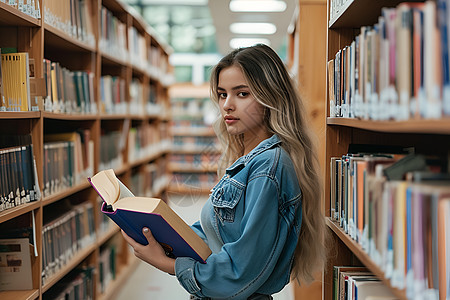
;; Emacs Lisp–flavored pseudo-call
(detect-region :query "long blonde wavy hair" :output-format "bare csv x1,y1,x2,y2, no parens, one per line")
209,44,326,284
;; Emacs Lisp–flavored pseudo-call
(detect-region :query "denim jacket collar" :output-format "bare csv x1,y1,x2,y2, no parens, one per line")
226,134,281,173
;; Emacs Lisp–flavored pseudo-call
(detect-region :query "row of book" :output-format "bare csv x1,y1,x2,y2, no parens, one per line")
128,122,170,162
333,266,398,300
0,52,167,114
172,119,215,128
173,136,219,149
43,130,94,198
44,0,94,46
43,264,95,300
1,0,41,19
42,199,96,285
328,0,450,120
171,97,213,120
330,152,450,299
0,51,97,113
99,130,124,172
43,58,96,114
130,157,169,197
128,26,147,71
99,76,166,117
99,5,128,61
99,5,171,79
171,153,220,167
0,138,40,212
98,245,116,294
129,78,144,115
99,75,126,115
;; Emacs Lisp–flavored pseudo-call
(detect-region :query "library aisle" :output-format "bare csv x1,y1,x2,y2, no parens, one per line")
115,194,295,300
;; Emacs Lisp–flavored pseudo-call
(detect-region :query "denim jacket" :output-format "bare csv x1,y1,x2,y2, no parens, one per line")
175,135,302,299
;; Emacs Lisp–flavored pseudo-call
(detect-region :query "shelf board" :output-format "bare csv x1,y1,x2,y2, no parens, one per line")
44,24,95,53
42,243,96,293
172,146,221,154
114,164,129,176
172,127,215,136
42,111,98,121
169,162,217,173
167,185,212,195
128,114,146,121
326,218,407,300
0,289,39,300
0,111,40,119
100,51,129,67
128,150,165,168
42,181,91,206
0,2,40,26
0,201,41,224
327,117,450,135
329,0,422,28
131,63,148,78
100,113,129,120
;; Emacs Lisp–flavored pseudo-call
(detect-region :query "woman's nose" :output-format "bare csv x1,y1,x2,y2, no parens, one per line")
222,96,234,111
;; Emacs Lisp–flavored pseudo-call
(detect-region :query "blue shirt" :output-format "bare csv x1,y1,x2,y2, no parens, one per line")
175,135,302,299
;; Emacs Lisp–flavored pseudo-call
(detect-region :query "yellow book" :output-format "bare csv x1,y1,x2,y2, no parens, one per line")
18,52,31,111
50,62,59,112
0,52,31,111
393,181,407,288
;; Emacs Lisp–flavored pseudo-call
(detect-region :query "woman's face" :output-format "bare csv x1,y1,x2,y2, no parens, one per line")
217,65,268,145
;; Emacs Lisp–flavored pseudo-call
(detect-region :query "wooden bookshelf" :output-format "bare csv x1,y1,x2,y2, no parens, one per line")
324,1,450,300
287,1,327,299
0,0,172,299
168,84,219,195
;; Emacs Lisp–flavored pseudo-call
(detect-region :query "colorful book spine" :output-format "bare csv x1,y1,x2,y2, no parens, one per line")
328,1,450,120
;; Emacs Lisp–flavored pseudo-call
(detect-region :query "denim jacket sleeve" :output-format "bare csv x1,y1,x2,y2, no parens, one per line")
175,175,297,299
191,221,207,242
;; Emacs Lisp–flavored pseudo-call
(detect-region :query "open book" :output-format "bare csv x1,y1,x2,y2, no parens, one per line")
88,169,211,263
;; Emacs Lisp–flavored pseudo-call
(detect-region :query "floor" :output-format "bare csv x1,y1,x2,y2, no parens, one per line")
115,194,294,300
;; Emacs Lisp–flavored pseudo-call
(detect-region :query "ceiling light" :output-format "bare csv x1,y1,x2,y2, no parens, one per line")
229,38,271,49
229,0,287,12
230,23,277,35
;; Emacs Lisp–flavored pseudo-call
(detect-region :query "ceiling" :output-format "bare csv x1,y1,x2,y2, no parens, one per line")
208,0,297,54
122,0,297,55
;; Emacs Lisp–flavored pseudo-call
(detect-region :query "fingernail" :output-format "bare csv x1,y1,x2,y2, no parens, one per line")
143,228,149,233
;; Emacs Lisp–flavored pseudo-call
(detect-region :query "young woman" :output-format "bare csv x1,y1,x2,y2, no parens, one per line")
122,44,327,299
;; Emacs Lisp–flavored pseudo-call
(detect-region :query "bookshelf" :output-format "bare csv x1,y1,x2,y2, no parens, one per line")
324,1,450,300
168,83,220,195
0,1,173,299
287,0,327,299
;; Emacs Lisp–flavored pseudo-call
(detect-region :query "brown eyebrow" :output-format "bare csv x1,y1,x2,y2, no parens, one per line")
217,85,249,91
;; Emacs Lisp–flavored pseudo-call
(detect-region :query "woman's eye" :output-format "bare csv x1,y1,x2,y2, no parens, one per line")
238,92,249,97
218,93,227,99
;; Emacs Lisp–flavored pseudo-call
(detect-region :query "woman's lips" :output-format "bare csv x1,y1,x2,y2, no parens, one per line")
224,115,239,124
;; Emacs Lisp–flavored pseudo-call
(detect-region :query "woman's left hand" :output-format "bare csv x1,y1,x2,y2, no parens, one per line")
121,228,176,275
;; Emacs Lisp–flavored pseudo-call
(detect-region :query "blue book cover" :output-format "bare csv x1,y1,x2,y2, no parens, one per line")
89,169,211,263
100,201,208,263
